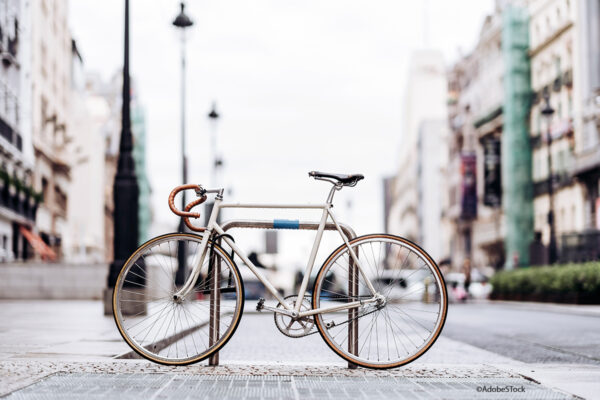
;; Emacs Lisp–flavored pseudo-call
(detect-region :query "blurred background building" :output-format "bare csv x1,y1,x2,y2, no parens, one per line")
0,0,150,265
1,0,599,305
29,0,74,260
387,50,448,261
388,0,600,272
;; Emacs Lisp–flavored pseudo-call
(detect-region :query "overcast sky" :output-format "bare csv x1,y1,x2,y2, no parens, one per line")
69,0,493,270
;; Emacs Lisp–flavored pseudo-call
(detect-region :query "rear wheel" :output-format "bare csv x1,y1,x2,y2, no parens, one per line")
312,234,447,369
113,233,244,365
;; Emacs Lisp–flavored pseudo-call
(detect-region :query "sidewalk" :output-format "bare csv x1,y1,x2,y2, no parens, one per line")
0,300,595,399
480,299,600,318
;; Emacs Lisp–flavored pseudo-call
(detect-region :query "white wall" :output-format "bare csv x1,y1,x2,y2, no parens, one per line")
64,95,109,263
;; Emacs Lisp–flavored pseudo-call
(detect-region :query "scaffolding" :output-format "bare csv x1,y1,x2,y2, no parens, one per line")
502,4,533,269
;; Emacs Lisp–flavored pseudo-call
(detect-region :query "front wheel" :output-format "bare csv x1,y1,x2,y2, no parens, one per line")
312,234,448,369
113,233,244,365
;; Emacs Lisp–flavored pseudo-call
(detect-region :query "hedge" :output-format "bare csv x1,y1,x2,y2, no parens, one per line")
490,262,600,304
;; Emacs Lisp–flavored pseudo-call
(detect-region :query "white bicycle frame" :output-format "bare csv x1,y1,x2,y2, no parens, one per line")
174,185,380,318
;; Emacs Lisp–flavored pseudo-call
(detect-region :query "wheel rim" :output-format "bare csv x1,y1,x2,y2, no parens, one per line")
313,236,447,368
113,234,243,364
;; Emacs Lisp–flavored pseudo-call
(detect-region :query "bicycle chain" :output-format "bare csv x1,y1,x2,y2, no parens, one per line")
276,295,383,338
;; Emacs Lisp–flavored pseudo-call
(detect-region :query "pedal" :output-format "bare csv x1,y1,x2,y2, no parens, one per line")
256,298,265,312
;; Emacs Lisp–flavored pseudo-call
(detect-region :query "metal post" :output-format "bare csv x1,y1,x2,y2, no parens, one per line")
207,219,357,367
542,90,557,264
172,3,194,285
175,26,188,284
208,245,221,366
546,129,557,264
347,248,359,369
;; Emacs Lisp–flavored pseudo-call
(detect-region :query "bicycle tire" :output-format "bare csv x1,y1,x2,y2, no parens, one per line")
312,234,448,369
113,232,244,365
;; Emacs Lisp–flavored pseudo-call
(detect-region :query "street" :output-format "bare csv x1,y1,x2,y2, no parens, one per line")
443,302,600,365
1,300,599,399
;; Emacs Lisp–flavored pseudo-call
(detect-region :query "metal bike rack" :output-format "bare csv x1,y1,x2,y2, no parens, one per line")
208,219,359,369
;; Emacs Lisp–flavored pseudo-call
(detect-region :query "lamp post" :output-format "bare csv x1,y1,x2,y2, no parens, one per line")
173,2,194,285
541,89,557,264
205,102,222,225
208,102,221,187
105,0,140,315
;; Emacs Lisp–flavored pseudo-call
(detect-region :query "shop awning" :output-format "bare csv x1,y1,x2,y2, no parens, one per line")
19,226,57,261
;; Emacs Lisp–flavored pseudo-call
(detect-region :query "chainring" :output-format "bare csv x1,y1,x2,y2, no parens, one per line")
274,295,315,338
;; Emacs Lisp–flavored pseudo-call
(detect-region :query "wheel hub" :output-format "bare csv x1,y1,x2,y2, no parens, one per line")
374,293,387,308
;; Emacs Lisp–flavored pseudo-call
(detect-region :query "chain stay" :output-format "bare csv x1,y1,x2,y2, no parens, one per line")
275,294,384,338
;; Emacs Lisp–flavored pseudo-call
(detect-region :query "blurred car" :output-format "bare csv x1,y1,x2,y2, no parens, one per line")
371,269,430,302
445,272,467,302
445,270,492,302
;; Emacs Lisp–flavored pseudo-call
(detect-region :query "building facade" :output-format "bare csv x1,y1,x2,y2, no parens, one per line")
29,0,73,259
388,50,448,261
443,0,600,269
445,8,507,270
445,2,538,270
88,72,151,262
63,68,110,263
0,0,40,262
528,0,587,263
567,0,600,260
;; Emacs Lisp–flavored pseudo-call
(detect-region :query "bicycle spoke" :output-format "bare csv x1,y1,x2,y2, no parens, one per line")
114,234,243,364
314,236,447,368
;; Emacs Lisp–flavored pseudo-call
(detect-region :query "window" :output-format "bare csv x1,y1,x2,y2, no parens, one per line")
40,41,47,77
40,96,47,129
54,186,67,212
41,178,48,202
558,101,562,119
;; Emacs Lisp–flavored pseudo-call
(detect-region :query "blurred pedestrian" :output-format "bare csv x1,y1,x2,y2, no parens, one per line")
463,258,472,299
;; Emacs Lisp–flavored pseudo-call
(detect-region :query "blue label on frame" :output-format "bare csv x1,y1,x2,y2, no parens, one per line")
273,219,300,230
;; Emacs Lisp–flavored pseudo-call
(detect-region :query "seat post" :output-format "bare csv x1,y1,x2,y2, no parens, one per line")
326,184,341,204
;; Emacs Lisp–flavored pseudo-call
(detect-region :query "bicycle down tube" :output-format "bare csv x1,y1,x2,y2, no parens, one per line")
174,190,380,316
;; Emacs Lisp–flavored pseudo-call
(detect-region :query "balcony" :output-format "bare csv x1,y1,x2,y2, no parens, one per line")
0,116,23,152
0,183,39,222
533,172,572,197
560,230,600,263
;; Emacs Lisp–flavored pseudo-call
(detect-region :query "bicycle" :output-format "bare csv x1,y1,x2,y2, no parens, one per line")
112,171,448,369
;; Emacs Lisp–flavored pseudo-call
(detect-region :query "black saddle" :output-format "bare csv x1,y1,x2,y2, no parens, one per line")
308,171,364,186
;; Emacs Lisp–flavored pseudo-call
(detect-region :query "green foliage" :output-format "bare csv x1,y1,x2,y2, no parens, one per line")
491,262,600,296
0,169,9,183
32,190,44,203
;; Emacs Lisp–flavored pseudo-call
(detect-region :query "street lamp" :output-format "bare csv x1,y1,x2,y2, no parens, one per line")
173,2,193,285
205,102,222,226
541,89,557,264
208,102,221,186
105,0,140,315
